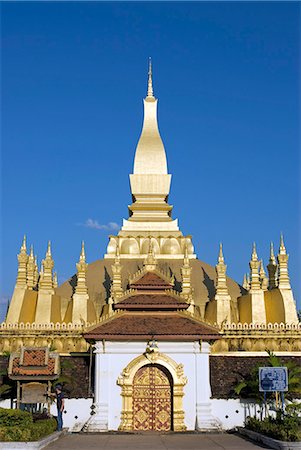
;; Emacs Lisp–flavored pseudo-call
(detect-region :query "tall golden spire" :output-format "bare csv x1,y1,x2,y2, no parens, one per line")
127,57,173,226
147,57,154,98
105,62,197,261
267,242,277,289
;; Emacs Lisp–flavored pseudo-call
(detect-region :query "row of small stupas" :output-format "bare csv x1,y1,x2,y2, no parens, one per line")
5,232,298,327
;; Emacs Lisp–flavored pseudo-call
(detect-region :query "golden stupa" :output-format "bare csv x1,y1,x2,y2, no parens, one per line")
1,60,300,355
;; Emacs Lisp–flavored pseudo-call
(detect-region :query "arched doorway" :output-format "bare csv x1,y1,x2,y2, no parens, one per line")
133,364,172,431
117,352,187,432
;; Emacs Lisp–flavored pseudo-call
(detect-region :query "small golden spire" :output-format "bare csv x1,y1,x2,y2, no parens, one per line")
144,238,157,270
80,241,86,262
247,273,250,287
21,235,27,253
75,242,88,295
218,243,224,264
27,245,36,289
279,232,286,255
111,243,123,301
251,242,258,261
259,260,265,278
277,233,290,289
147,57,154,98
242,274,249,290
215,243,231,324
216,243,228,294
16,235,28,287
46,240,52,258
269,242,276,263
39,241,54,290
260,259,268,291
182,240,192,299
183,240,190,267
249,243,260,290
34,255,39,287
53,272,58,288
115,242,120,260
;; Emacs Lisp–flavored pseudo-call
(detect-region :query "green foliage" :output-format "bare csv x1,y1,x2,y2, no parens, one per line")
0,407,33,427
0,409,57,442
246,413,301,442
0,384,13,396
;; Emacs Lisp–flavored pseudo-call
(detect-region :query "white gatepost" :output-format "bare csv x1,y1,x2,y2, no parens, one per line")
196,341,221,431
83,341,109,432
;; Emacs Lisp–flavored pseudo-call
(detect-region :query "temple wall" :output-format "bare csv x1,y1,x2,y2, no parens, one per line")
0,352,300,431
50,398,93,431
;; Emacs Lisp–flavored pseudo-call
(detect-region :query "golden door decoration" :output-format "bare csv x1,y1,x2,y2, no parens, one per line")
133,364,172,431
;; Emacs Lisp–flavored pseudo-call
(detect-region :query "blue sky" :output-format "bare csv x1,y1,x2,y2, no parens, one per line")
1,1,300,320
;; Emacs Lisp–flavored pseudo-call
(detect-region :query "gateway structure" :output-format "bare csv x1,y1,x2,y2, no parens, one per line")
1,62,300,432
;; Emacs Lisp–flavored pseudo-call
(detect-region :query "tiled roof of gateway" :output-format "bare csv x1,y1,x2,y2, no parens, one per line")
114,293,189,310
84,312,220,341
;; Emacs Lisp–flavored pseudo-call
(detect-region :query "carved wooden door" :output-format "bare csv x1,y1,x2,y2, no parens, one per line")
133,364,172,431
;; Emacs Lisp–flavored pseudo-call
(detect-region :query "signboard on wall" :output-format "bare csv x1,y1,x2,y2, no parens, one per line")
259,367,288,392
21,382,47,403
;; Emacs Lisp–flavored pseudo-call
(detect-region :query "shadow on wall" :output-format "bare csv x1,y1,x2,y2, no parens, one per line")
103,267,112,300
202,268,216,299
69,274,77,295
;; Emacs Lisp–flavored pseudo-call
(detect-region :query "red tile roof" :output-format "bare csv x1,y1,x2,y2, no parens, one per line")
22,349,47,366
84,312,220,341
9,347,60,380
12,357,56,377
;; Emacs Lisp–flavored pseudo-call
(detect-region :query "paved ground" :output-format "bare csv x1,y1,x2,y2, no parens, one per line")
45,432,270,450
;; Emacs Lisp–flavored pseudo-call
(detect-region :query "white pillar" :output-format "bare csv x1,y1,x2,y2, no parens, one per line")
196,341,221,431
83,341,109,432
